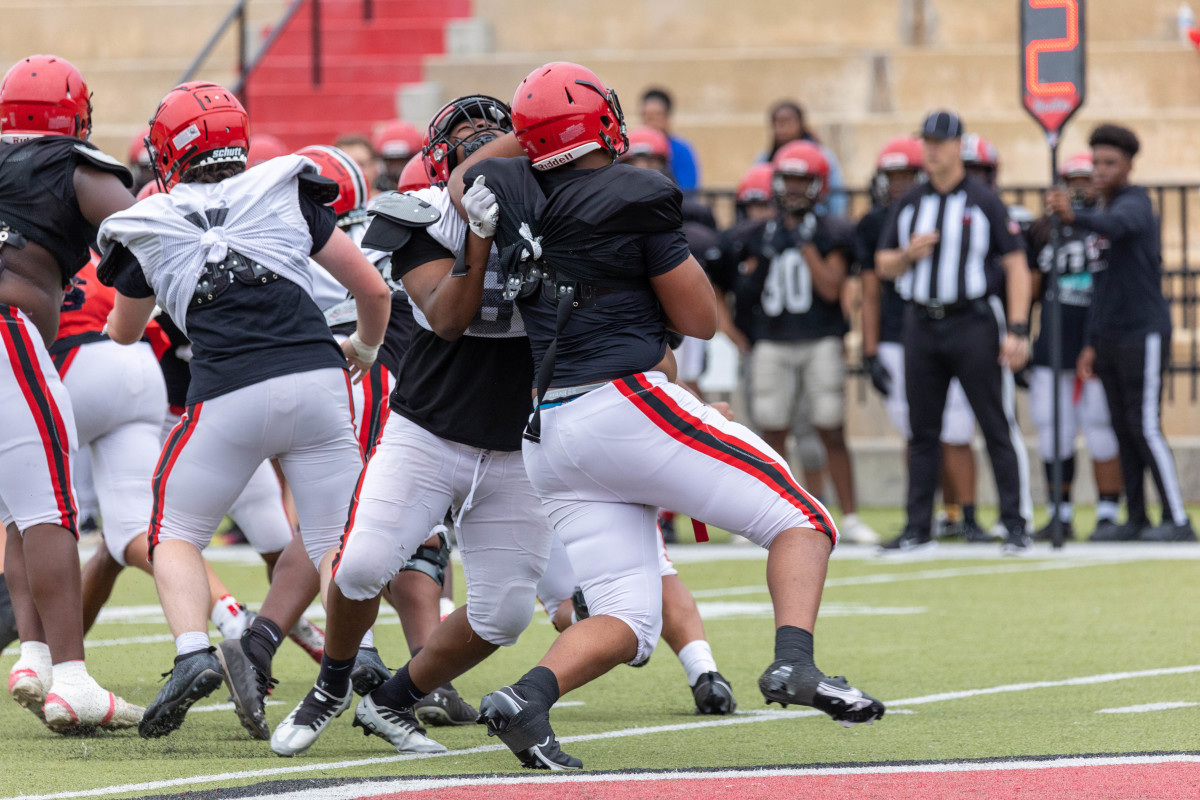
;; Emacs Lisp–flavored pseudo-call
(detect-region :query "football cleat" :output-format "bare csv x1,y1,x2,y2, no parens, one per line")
758,661,885,727
414,683,479,726
691,671,737,715
350,646,391,696
215,639,270,740
139,648,224,738
8,651,52,722
477,686,582,770
1001,528,1033,555
352,694,447,753
271,682,352,757
43,676,144,734
288,617,325,664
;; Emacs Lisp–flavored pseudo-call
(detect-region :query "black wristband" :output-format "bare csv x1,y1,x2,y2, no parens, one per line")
1007,322,1030,338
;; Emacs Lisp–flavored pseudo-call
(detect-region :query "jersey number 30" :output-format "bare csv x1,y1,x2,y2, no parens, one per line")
762,249,813,317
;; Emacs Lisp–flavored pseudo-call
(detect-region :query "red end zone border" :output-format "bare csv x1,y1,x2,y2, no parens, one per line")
209,754,1200,800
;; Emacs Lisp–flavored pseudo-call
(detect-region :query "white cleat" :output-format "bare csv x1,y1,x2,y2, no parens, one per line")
43,676,144,733
352,694,447,754
840,514,881,545
8,653,52,722
271,683,352,757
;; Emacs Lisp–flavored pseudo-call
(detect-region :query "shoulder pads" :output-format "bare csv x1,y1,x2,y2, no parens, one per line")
298,172,340,204
73,143,134,188
95,240,123,287
361,191,442,252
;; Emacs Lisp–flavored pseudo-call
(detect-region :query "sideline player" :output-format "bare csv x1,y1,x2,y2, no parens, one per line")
98,81,390,739
459,62,884,771
269,94,550,758
1026,154,1121,541
0,54,143,732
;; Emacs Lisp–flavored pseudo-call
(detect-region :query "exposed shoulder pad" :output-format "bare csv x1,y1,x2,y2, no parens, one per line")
361,191,442,252
73,143,134,188
95,241,123,287
298,172,340,204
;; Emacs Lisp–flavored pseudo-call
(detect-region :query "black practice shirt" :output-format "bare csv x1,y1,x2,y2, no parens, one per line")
855,204,906,345
388,227,534,452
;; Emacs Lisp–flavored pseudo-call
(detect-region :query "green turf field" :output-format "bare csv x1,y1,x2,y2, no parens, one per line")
3,506,1199,799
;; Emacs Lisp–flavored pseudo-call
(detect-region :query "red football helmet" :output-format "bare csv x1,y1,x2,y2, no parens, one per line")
876,136,924,172
736,163,775,204
397,154,431,193
128,125,152,167
247,133,288,166
295,145,368,226
510,62,628,171
772,140,830,208
373,119,422,161
135,180,162,201
961,133,998,170
148,81,249,191
622,126,670,161
0,55,92,140
422,94,512,185
1059,152,1093,180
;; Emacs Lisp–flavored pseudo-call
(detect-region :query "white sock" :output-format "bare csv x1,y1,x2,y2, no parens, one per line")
1058,502,1074,522
50,659,89,688
359,628,375,649
211,594,249,640
439,597,455,620
175,631,210,657
1097,499,1119,522
677,639,719,687
17,641,53,682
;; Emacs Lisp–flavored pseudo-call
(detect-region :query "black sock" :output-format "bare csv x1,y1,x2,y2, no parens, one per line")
962,504,977,526
316,653,355,698
372,663,428,709
241,616,283,676
774,625,816,668
513,666,560,710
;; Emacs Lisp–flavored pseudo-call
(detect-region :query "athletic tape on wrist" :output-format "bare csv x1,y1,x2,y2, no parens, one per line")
349,330,381,365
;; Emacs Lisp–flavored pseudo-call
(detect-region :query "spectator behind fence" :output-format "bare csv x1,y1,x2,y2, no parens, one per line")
640,88,701,192
877,110,1033,554
758,100,847,217
1046,124,1195,542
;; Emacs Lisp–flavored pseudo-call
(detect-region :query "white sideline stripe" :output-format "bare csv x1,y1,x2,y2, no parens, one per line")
9,664,1200,800
212,754,1200,800
191,700,285,714
690,559,1107,599
1097,701,1200,714
697,602,926,620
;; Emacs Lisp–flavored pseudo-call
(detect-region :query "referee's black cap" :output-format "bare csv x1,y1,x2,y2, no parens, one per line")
920,110,964,141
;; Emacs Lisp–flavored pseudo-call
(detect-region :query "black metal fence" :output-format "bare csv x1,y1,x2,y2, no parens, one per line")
693,184,1200,403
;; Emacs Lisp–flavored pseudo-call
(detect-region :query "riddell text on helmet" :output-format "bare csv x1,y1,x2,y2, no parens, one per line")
536,152,578,170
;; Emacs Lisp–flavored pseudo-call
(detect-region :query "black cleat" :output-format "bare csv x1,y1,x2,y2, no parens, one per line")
1090,519,1147,541
1033,519,1074,542
139,648,224,738
691,671,737,715
758,660,885,727
0,574,17,653
350,647,391,696
414,683,479,726
962,521,997,543
1001,527,1032,555
477,686,582,770
877,527,935,553
216,639,271,740
1140,520,1198,542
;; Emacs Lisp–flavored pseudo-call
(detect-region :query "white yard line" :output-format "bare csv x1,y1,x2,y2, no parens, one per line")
7,664,1200,800
1097,701,1200,714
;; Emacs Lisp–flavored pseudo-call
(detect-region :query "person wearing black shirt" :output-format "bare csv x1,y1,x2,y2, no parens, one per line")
101,82,390,741
1047,124,1194,542
877,110,1033,553
1026,155,1122,542
457,62,883,772
0,53,143,734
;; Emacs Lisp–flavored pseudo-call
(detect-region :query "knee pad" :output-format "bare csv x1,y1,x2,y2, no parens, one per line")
399,528,449,587
331,527,407,602
466,579,539,647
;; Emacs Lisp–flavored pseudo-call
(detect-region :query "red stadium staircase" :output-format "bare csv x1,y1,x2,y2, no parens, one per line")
242,0,471,148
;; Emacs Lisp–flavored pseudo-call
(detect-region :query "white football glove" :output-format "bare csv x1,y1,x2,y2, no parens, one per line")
463,174,500,238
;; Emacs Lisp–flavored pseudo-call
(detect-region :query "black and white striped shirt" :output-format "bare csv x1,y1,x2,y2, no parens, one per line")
879,175,1022,305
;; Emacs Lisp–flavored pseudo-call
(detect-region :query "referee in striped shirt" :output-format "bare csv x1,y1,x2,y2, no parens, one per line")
877,111,1033,553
